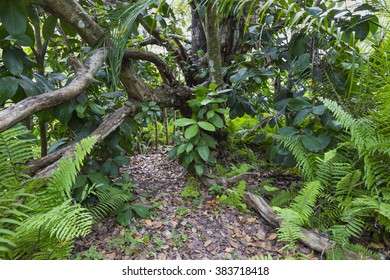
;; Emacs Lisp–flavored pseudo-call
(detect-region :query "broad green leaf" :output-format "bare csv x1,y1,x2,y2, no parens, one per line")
186,143,194,153
117,211,133,226
301,134,322,152
294,108,312,125
89,102,105,115
47,138,68,154
201,132,216,149
353,19,370,41
0,0,27,35
288,98,312,111
177,143,187,155
195,164,204,177
173,118,197,127
5,33,33,46
198,121,216,132
326,119,343,132
277,126,299,137
42,15,58,41
113,156,130,165
185,124,199,139
198,145,210,161
183,151,194,167
2,46,24,75
0,77,19,103
54,100,77,124
76,104,86,117
317,133,332,150
168,146,178,160
313,105,326,115
131,204,150,218
207,110,215,119
88,172,110,190
18,76,42,96
209,114,224,128
215,108,229,115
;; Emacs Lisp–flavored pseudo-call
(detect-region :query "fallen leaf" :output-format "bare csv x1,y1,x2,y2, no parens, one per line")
210,247,220,255
153,221,163,229
145,220,154,227
164,230,173,240
229,240,239,248
105,253,117,260
233,229,244,238
225,247,235,253
244,235,252,242
307,253,316,260
370,242,385,249
204,240,213,247
267,233,278,241
246,217,256,223
255,233,266,241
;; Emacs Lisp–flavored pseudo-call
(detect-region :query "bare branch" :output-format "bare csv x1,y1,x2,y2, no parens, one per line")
28,99,139,177
0,49,106,132
124,49,177,85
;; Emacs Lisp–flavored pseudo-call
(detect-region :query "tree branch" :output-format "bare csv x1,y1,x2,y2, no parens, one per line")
124,49,177,85
28,99,139,177
0,48,106,132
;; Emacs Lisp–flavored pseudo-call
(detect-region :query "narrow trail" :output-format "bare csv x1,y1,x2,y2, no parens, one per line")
73,148,316,260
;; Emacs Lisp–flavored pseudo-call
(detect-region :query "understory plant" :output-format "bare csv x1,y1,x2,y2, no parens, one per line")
273,94,390,258
169,83,230,176
0,126,136,259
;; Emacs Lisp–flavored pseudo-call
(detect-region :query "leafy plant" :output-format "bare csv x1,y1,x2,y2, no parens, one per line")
169,83,231,176
0,125,98,259
219,180,247,211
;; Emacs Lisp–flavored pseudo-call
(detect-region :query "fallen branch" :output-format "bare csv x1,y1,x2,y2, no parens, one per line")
202,174,374,259
28,100,138,177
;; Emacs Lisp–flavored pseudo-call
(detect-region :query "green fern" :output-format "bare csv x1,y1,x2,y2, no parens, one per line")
0,129,99,259
89,187,134,220
275,208,305,249
290,181,323,224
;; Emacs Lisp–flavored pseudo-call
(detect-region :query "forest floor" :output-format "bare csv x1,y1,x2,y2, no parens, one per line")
72,148,322,260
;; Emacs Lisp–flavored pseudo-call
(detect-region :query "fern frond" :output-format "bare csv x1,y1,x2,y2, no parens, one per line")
16,200,94,242
270,189,298,207
290,181,323,224
335,170,362,197
89,187,134,220
275,208,305,248
273,134,317,181
48,136,98,200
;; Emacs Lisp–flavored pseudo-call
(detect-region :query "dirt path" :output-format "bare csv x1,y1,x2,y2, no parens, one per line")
72,148,317,260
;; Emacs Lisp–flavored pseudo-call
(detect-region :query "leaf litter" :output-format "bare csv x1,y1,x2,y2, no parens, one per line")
72,148,321,260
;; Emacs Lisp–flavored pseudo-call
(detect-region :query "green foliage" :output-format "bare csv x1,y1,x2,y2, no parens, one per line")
181,178,200,199
273,94,390,257
169,84,229,176
275,181,322,248
0,128,98,259
219,180,247,211
225,163,249,178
